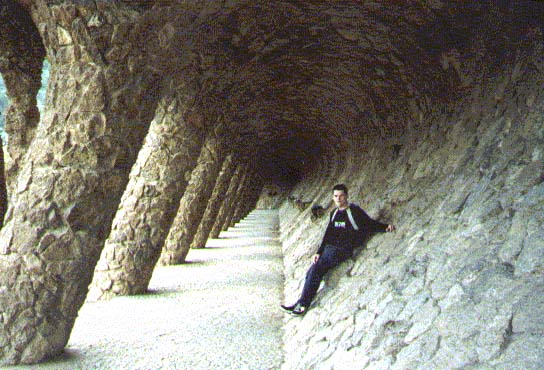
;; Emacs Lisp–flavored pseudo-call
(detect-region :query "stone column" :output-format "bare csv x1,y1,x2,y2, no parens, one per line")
228,168,258,227
159,134,225,265
88,91,205,300
208,163,245,239
0,140,6,226
0,5,160,365
0,0,46,192
241,175,264,217
221,164,251,231
190,154,236,249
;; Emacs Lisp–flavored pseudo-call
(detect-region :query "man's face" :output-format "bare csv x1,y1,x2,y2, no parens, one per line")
333,190,348,208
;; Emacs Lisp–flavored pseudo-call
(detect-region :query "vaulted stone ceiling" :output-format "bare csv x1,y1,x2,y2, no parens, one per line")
3,1,542,184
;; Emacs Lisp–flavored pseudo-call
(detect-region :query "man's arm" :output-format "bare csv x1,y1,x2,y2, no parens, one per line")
316,210,335,255
353,205,394,233
313,209,335,263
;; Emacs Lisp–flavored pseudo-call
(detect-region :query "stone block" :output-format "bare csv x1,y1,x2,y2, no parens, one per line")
512,286,544,334
57,26,72,45
429,335,479,369
435,301,480,339
515,224,544,275
404,299,439,343
490,334,544,370
394,329,440,369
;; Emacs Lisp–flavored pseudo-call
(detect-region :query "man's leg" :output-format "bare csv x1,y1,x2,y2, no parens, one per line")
298,246,348,307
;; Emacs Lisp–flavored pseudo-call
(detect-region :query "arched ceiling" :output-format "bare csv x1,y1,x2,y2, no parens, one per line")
8,0,544,184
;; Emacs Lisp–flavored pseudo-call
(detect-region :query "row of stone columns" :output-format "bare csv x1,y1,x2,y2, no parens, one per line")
190,154,236,249
158,134,227,266
0,2,268,365
0,47,161,369
1,74,262,363
91,140,261,299
88,92,264,300
0,3,162,365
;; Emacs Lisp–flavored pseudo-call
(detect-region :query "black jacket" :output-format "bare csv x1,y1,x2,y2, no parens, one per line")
317,203,388,255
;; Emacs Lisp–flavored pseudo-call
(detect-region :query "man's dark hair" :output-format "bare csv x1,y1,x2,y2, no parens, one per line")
332,184,348,195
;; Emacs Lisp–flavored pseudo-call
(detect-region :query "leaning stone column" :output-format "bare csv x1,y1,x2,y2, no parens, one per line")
0,0,46,192
220,164,251,231
159,134,225,265
0,140,6,226
209,163,245,239
240,174,264,217
228,168,258,228
190,154,236,249
89,92,205,299
0,5,160,365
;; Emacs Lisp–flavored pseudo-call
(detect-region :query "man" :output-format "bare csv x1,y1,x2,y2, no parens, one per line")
282,184,395,316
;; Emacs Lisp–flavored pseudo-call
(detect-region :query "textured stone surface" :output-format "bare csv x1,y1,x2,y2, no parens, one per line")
0,140,6,226
159,134,225,265
0,0,542,366
89,91,206,300
190,154,236,249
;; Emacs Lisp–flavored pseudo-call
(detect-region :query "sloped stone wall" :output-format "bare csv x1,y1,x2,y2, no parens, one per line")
279,45,544,370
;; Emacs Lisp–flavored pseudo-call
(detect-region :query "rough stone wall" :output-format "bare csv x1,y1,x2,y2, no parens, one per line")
256,184,287,210
279,42,544,370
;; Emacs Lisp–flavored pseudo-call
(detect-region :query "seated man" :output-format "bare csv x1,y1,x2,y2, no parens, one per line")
282,183,395,316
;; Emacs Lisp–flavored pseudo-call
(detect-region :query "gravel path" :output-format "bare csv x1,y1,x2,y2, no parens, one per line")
9,210,284,370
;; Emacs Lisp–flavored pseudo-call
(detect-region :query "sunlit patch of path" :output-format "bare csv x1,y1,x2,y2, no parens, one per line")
11,210,284,370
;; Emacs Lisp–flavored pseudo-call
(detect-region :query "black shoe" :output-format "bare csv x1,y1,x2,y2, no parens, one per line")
281,303,297,312
290,303,307,316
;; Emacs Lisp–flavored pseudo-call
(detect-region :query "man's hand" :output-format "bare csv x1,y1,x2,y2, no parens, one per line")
312,254,320,264
386,224,396,232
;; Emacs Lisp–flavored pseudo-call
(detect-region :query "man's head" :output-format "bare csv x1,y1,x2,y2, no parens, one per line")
332,184,349,209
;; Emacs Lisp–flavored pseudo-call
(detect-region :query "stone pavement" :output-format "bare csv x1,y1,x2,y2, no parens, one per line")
8,210,284,370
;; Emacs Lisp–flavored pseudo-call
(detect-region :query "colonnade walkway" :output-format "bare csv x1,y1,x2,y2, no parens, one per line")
14,210,285,370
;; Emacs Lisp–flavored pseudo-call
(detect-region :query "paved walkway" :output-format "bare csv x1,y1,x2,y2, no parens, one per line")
11,210,284,370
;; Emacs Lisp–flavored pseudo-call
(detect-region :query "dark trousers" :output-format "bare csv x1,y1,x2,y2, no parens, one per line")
298,245,351,307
